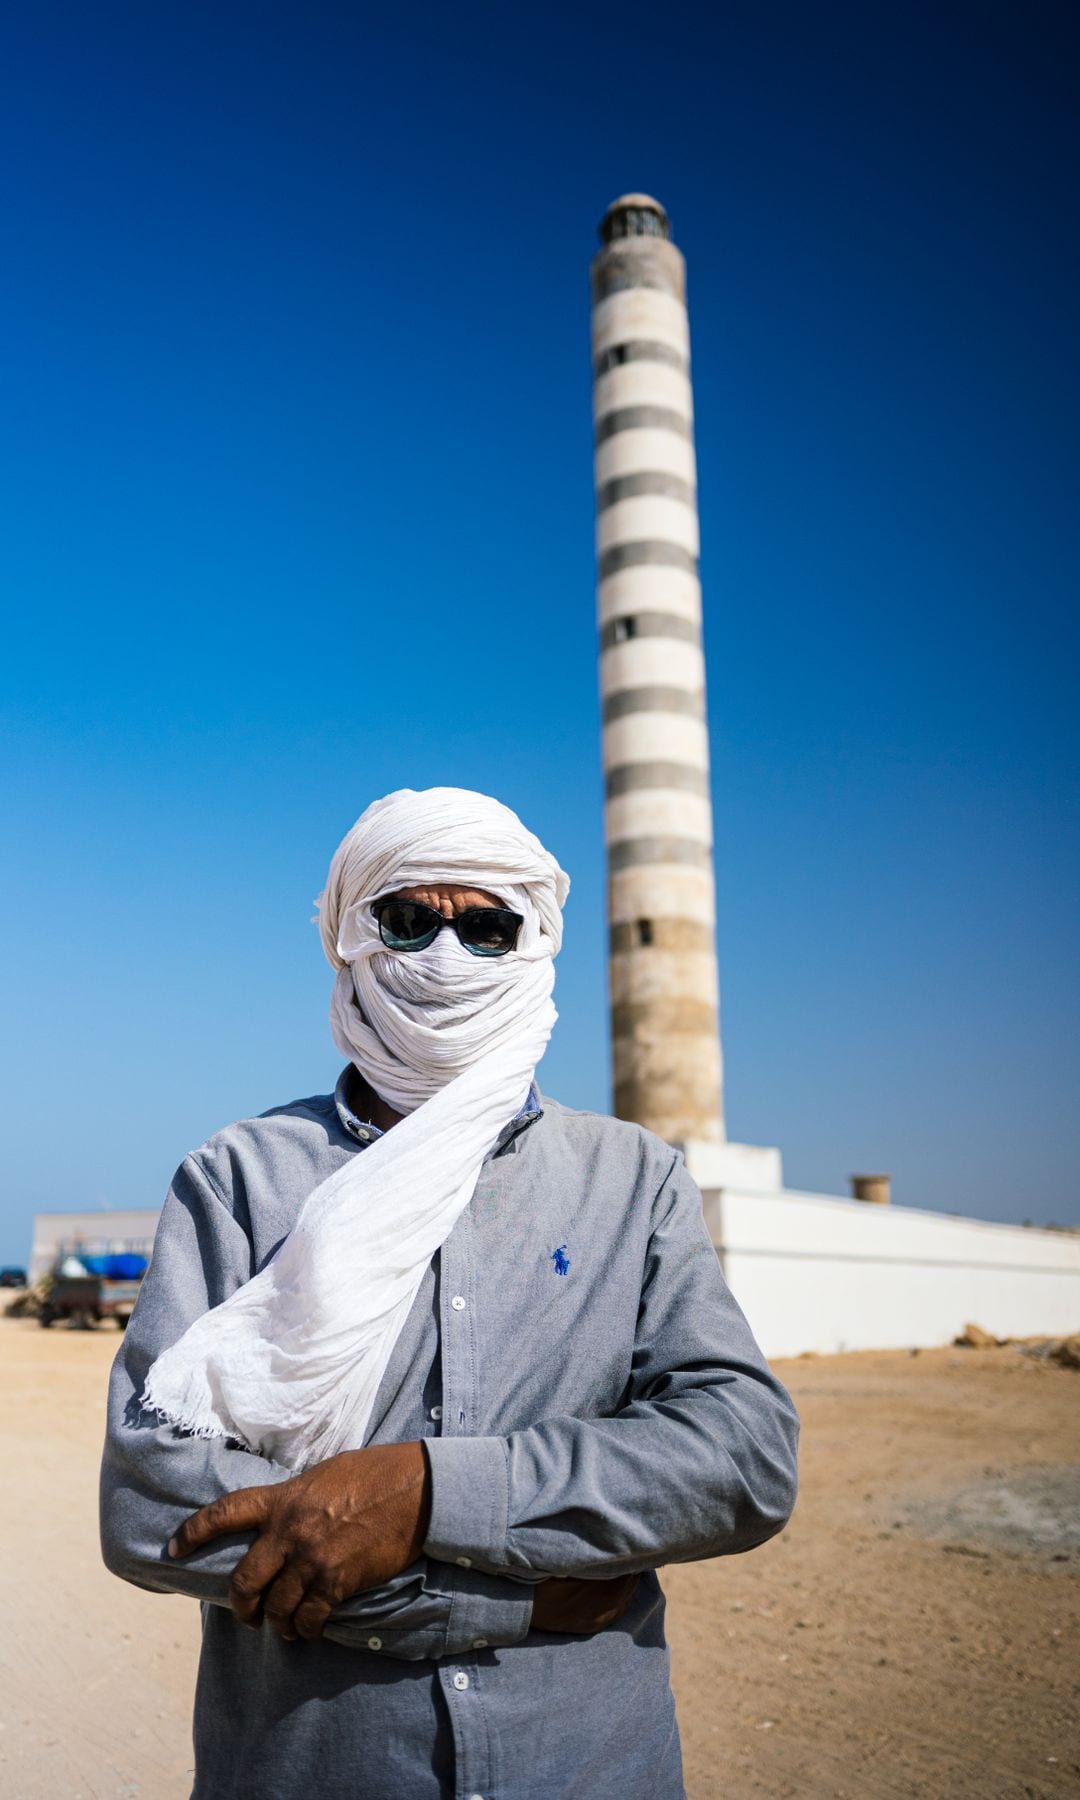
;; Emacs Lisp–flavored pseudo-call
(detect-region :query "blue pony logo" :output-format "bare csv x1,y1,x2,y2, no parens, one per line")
551,1244,570,1277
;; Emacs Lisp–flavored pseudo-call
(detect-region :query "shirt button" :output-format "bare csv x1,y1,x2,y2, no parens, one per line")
430,1405,443,1420
456,1556,472,1568
452,1671,470,1691
472,1638,488,1650
468,1793,485,1800
450,1295,467,1311
367,1636,382,1650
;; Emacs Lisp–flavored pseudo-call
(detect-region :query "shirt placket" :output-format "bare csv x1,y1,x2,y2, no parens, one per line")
436,1200,496,1800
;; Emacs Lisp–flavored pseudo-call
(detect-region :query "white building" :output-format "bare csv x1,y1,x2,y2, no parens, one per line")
687,1153,1080,1356
29,1209,160,1282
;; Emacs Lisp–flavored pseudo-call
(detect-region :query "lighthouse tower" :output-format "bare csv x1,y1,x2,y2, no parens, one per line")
590,194,782,1195
591,193,724,1145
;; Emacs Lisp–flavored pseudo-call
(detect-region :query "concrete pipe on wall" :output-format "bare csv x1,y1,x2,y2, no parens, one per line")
850,1174,892,1206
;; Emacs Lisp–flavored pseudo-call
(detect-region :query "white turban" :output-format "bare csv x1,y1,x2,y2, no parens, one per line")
143,787,570,1469
319,786,570,1114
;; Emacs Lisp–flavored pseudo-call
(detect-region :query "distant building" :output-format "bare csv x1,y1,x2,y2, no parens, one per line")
30,1209,160,1282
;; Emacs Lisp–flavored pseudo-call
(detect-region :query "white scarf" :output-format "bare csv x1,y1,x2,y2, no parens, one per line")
142,787,569,1471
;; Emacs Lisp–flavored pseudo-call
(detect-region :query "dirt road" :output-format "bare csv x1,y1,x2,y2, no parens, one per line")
2,1319,1077,1798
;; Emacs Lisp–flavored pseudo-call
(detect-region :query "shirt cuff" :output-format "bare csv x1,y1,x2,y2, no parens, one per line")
423,1434,511,1569
445,1563,534,1652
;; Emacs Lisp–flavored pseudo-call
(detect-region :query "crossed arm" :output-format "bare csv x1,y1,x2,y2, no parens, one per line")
102,1149,798,1658
100,1156,642,1655
100,1158,539,1659
168,1440,636,1642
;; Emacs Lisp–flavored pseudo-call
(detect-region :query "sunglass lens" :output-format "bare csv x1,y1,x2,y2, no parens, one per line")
458,908,521,956
378,901,440,950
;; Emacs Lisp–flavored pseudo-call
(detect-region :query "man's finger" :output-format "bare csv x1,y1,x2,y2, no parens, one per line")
262,1566,309,1641
293,1593,335,1642
228,1534,288,1626
169,1487,273,1558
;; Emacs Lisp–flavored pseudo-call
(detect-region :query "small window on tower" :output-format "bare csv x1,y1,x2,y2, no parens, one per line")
613,616,637,642
637,919,654,946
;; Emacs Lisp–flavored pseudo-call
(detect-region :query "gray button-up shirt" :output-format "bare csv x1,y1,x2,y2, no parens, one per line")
101,1077,799,1800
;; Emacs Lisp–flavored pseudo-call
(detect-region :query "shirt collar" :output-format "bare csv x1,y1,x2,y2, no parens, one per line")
333,1067,543,1149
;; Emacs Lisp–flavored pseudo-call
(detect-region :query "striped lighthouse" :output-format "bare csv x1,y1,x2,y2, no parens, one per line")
591,193,724,1147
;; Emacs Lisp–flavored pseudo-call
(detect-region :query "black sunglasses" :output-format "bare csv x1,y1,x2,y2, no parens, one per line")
371,897,524,957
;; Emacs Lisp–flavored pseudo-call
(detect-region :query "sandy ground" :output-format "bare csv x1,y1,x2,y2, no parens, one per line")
1,1317,1077,1800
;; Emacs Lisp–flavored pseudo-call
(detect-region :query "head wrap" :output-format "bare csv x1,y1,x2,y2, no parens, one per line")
319,786,569,1112
142,787,569,1469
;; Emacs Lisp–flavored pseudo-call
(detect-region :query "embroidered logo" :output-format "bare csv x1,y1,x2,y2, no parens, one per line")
551,1244,570,1277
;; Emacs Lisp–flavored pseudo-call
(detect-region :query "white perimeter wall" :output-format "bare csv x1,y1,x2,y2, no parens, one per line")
27,1197,1080,1357
30,1209,161,1281
700,1187,1080,1358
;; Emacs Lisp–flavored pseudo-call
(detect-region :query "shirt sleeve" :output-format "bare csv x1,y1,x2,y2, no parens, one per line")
423,1150,800,1579
99,1154,534,1661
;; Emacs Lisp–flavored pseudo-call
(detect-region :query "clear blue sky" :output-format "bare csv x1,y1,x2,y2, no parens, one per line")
2,0,1078,1260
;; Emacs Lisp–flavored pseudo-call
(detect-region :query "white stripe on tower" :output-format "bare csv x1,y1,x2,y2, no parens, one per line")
590,192,724,1145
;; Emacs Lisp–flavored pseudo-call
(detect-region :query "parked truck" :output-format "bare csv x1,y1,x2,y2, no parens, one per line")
38,1248,148,1329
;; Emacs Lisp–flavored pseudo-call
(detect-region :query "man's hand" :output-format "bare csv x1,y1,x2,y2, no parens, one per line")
530,1573,640,1635
168,1442,430,1642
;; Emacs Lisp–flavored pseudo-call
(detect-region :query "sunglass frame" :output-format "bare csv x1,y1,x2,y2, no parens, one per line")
370,896,525,957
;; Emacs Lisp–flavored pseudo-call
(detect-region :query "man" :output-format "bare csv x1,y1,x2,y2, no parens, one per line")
101,785,799,1800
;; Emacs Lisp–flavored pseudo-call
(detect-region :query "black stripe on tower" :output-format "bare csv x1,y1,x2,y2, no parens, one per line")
598,542,698,580
610,917,715,952
596,471,696,511
602,686,704,723
605,762,710,797
594,406,692,443
608,837,712,873
599,612,700,650
593,340,688,377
